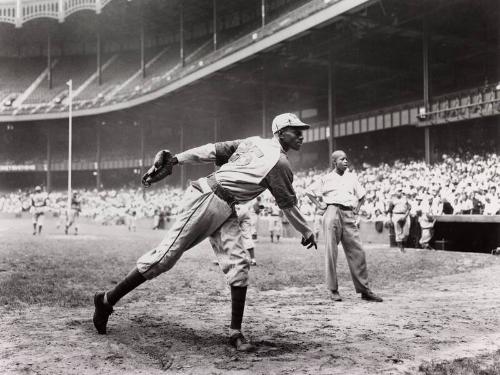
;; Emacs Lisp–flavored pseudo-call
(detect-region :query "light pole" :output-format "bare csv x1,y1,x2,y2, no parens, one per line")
66,80,73,222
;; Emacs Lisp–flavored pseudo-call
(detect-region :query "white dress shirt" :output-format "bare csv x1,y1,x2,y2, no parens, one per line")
306,170,366,209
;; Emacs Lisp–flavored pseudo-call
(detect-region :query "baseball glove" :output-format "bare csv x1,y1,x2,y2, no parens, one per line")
141,150,176,187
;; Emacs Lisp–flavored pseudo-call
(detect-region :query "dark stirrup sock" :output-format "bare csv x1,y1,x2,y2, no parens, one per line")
230,286,247,330
248,248,255,259
106,267,147,306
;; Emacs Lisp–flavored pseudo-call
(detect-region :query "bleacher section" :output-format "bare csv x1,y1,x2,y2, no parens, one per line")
113,38,211,100
0,0,344,116
23,55,96,105
76,50,160,102
113,45,179,99
0,57,46,107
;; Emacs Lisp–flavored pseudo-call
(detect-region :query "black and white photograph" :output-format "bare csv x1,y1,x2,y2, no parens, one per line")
0,0,499,374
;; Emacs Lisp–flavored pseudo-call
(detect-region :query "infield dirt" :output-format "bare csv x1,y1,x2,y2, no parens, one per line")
0,215,499,374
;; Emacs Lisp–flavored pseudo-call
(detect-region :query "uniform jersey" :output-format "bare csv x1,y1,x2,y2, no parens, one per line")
177,136,297,209
31,192,48,208
71,197,81,211
31,192,48,215
176,136,312,239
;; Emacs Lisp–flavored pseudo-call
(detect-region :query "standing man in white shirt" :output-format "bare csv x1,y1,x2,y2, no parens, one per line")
305,150,383,303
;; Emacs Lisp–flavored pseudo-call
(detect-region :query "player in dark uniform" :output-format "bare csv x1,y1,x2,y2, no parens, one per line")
92,113,317,352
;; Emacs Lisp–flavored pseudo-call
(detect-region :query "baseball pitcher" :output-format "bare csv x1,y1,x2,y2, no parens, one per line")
93,113,317,352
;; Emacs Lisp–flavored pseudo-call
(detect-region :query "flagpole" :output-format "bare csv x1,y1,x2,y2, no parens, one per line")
66,80,73,223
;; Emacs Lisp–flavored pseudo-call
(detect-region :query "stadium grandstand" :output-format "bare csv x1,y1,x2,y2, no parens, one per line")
0,1,498,207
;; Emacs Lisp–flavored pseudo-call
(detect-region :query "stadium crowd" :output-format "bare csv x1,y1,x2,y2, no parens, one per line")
1,153,499,228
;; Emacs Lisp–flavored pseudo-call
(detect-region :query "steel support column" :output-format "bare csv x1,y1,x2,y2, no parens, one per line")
424,126,431,165
261,0,266,27
96,120,102,190
180,2,185,67
213,0,217,51
180,124,185,188
328,51,336,168
140,120,145,176
97,21,102,85
213,116,219,172
262,62,267,137
45,127,51,192
47,27,52,89
423,17,432,164
140,5,146,78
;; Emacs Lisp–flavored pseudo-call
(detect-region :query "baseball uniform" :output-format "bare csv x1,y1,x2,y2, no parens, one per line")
136,136,313,285
65,194,81,235
391,195,411,244
30,189,48,235
94,113,316,352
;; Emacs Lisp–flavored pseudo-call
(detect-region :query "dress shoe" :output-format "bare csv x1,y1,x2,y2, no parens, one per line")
330,290,342,301
361,290,383,302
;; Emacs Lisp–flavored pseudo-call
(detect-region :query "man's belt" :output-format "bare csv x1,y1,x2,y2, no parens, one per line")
328,203,353,211
206,175,238,209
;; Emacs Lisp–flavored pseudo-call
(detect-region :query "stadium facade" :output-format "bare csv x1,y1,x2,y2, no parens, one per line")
0,0,498,191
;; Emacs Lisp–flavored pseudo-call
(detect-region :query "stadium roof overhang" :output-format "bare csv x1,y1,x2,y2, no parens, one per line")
0,0,376,122
1,0,498,123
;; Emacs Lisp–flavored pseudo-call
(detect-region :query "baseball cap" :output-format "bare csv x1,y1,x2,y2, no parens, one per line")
35,186,41,192
272,113,309,134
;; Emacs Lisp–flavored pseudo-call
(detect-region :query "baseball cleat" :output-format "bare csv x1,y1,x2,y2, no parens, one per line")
330,290,342,301
361,290,383,302
229,331,255,352
250,259,257,266
93,292,113,334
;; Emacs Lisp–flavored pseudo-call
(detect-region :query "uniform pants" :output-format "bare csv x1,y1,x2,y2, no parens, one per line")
238,212,255,251
392,214,410,242
32,211,45,226
323,205,370,293
136,179,250,287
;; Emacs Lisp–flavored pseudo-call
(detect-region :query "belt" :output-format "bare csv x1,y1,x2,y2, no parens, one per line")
327,203,353,211
206,175,238,209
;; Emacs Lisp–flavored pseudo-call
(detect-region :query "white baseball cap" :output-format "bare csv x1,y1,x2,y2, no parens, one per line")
271,113,310,134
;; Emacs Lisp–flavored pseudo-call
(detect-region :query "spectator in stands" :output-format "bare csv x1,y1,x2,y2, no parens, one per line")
2,152,498,227
471,190,485,214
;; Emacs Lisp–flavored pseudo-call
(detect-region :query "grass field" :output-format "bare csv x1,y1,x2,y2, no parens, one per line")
1,214,500,374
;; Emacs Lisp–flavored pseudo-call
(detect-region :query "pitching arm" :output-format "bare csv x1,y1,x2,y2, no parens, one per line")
262,156,316,249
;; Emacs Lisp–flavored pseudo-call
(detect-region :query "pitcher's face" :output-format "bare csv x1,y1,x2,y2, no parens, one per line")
280,128,304,151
